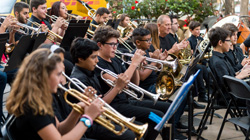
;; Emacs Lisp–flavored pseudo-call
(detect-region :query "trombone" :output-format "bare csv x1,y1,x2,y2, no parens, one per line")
58,84,148,139
96,65,160,104
77,0,96,19
115,51,179,73
62,72,135,123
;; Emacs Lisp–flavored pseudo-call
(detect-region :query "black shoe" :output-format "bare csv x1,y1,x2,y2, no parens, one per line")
198,94,208,103
176,122,188,132
174,130,188,140
193,100,205,109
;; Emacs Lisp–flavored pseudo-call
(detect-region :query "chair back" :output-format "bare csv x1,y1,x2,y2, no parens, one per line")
223,75,250,100
1,115,17,140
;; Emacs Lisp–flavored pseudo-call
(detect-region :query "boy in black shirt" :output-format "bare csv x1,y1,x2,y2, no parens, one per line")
70,38,139,140
222,23,249,72
93,26,187,140
209,27,250,100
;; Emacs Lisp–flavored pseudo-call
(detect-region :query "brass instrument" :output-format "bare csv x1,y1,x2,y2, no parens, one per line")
77,0,96,19
156,54,187,100
96,65,160,104
58,84,148,139
116,14,137,38
62,72,135,123
198,39,212,59
5,43,15,54
115,51,179,73
28,19,63,44
45,13,69,26
178,44,192,65
66,13,78,20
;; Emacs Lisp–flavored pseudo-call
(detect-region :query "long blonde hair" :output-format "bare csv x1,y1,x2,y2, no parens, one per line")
145,23,160,50
6,49,62,117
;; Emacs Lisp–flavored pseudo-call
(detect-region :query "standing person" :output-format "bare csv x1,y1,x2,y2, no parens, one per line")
28,0,66,44
6,48,104,139
188,21,209,103
222,23,249,72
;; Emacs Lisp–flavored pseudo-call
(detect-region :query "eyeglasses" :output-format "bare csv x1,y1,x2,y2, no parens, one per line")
139,38,152,43
104,42,119,48
225,39,232,42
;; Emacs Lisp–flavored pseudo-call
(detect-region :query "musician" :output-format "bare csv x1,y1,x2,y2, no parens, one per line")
6,48,104,139
89,7,109,32
13,2,30,43
209,27,250,103
240,35,250,55
92,25,183,140
144,23,160,52
28,0,65,44
157,15,187,55
222,23,249,72
166,15,180,48
188,21,209,103
70,38,144,140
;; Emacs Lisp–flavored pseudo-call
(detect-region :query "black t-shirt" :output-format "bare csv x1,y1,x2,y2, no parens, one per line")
166,33,179,49
148,44,155,52
70,65,103,95
15,107,56,140
159,35,171,51
94,56,129,104
224,45,245,72
52,89,71,122
131,49,158,90
209,51,236,88
188,34,203,52
27,15,52,30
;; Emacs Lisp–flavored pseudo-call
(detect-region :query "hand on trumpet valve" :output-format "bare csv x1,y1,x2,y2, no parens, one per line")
54,17,66,29
151,49,161,59
2,15,16,29
85,86,98,100
84,98,105,120
114,73,130,94
40,24,49,32
131,49,146,66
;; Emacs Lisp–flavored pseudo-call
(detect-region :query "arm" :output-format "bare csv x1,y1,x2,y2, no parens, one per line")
38,99,104,140
240,43,246,55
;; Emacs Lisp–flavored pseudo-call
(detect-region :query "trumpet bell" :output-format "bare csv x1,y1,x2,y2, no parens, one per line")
156,71,175,100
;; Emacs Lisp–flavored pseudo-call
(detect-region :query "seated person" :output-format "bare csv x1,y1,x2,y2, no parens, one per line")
222,23,249,72
209,27,250,104
70,37,144,140
6,48,104,139
93,25,187,140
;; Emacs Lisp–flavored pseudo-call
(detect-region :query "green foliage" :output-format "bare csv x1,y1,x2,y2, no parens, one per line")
107,0,214,22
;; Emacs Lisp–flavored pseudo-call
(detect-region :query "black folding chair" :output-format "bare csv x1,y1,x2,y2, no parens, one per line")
216,75,250,140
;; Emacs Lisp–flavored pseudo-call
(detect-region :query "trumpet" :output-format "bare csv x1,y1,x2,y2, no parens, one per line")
28,19,63,44
45,13,69,26
96,65,160,104
58,84,148,139
77,0,96,19
115,51,179,73
62,72,135,123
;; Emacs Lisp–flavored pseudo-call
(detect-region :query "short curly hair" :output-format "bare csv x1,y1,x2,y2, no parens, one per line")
93,26,120,44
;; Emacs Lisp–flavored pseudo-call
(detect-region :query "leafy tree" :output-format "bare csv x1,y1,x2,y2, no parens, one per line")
107,0,214,22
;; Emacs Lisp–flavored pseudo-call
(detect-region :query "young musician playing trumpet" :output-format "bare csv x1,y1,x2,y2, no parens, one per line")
6,48,104,139
92,25,178,140
70,38,144,140
28,0,66,44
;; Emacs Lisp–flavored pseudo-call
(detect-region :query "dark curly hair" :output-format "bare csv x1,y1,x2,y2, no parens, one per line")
93,26,120,44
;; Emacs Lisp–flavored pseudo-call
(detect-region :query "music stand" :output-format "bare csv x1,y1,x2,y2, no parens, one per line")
32,32,47,51
4,34,34,72
149,70,200,139
106,19,120,30
0,33,9,59
60,20,90,51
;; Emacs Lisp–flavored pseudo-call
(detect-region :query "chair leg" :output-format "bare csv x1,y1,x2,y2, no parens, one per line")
209,108,215,124
217,100,232,140
245,128,250,140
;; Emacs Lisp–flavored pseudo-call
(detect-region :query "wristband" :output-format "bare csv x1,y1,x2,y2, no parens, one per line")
81,114,93,125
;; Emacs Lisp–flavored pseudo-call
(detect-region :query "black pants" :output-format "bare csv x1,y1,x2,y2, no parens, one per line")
111,100,172,140
195,64,209,96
